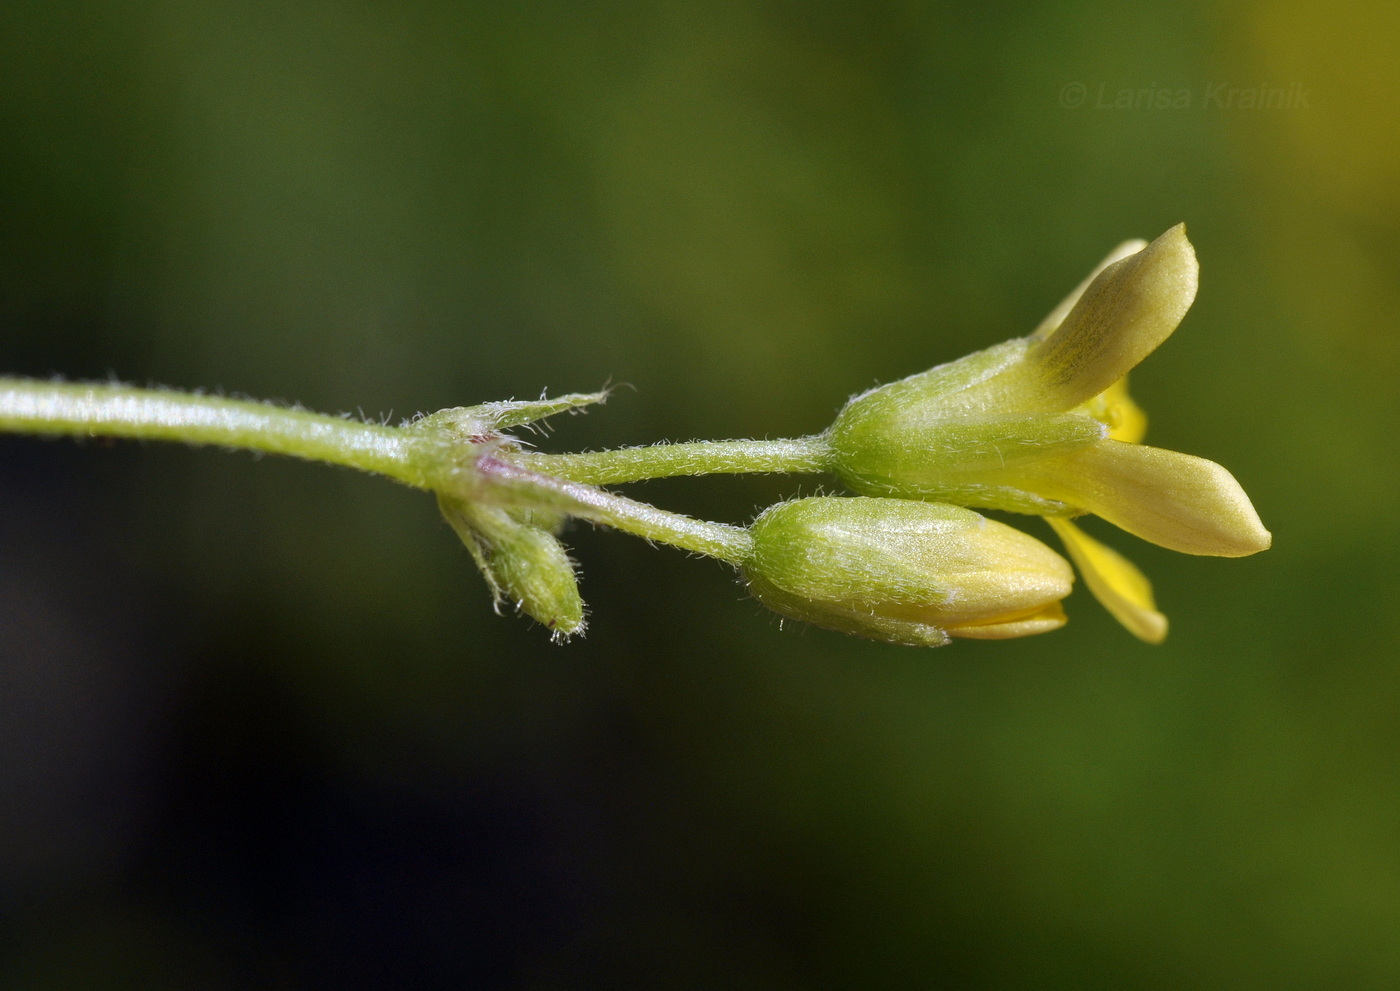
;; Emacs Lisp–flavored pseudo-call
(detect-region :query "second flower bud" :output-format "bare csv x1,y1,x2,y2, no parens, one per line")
743,497,1074,647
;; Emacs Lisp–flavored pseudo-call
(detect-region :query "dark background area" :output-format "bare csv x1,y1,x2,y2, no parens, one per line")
3,1,1398,987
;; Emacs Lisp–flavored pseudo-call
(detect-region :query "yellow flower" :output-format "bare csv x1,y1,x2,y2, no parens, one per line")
825,225,1270,641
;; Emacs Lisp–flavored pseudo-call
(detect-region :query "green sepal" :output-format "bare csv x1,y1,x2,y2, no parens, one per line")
412,390,608,440
830,406,1104,508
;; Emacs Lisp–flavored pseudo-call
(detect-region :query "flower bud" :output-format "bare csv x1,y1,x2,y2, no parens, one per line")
438,495,585,640
743,497,1073,646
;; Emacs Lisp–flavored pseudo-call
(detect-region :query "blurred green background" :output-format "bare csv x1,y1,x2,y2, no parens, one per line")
2,1,1397,987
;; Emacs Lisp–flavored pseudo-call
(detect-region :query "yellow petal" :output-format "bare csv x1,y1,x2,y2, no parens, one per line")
945,601,1068,639
1025,442,1272,557
1047,517,1167,644
1075,375,1148,443
1028,224,1199,409
1032,239,1150,341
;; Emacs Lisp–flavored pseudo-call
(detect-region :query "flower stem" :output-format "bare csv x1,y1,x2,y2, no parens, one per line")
477,455,753,563
0,377,446,489
0,377,757,563
516,437,833,485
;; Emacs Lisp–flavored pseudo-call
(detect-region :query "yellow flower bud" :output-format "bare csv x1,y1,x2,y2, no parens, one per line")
743,497,1073,646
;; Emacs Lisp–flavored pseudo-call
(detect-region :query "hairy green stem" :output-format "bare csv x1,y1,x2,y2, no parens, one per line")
0,378,757,563
0,378,457,488
478,456,753,563
516,436,833,485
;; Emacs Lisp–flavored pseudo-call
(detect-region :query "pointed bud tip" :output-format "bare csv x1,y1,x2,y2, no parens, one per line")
1029,224,1200,408
1028,444,1271,558
1217,520,1272,558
